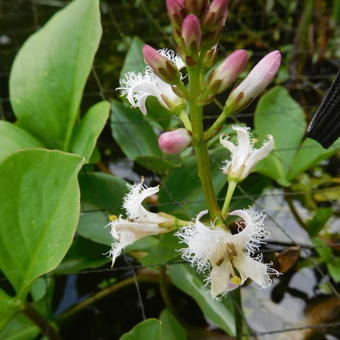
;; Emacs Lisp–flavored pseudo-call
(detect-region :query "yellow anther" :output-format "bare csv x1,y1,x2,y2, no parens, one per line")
109,215,118,221
230,276,242,285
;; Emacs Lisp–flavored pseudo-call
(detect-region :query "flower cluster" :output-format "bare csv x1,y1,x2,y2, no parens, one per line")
110,0,282,300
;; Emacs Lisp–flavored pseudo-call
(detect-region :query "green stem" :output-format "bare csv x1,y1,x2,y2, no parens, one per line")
205,105,233,141
284,188,307,229
178,110,192,131
187,65,220,221
23,304,63,340
221,180,238,219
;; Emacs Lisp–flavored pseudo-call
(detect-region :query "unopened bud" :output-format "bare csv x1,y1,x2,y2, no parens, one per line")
143,45,182,84
184,0,207,16
181,15,201,55
166,0,185,27
226,50,281,111
207,49,248,95
203,0,228,30
158,128,192,154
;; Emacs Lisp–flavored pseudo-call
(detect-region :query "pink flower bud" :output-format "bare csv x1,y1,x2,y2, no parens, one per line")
166,0,185,26
203,0,228,30
158,128,192,154
207,49,248,94
143,44,181,84
181,15,201,55
226,50,281,111
184,0,207,16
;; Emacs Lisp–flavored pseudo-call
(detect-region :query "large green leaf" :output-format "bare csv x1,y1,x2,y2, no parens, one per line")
111,100,162,161
0,149,84,296
9,0,102,150
255,86,306,186
77,172,128,245
71,101,110,161
0,290,21,330
158,148,227,219
120,319,161,340
288,137,340,179
160,309,187,340
0,314,39,340
0,121,43,163
120,36,146,77
168,264,236,335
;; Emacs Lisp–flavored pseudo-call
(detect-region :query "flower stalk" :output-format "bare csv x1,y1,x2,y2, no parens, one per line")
187,63,221,221
221,179,238,219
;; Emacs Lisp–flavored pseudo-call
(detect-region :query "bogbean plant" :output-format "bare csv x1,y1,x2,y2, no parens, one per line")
112,0,281,298
0,0,339,339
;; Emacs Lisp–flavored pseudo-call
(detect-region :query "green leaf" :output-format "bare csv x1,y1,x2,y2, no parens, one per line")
135,156,182,173
306,208,333,237
288,138,340,179
255,86,306,186
54,236,109,274
168,264,235,335
71,101,110,160
120,36,146,76
0,121,43,163
160,309,187,340
0,290,21,330
77,172,128,245
9,0,102,150
158,148,227,219
111,100,162,160
328,259,340,282
137,232,181,266
0,149,84,296
119,319,161,340
146,97,173,130
0,314,39,340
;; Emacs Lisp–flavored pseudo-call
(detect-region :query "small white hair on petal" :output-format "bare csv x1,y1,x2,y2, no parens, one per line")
158,48,185,71
229,208,269,254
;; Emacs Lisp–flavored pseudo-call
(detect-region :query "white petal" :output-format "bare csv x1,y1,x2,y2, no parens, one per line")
219,135,237,154
243,135,274,177
110,219,166,264
232,126,252,173
229,208,268,253
123,182,168,224
233,253,273,288
210,260,233,298
176,210,229,272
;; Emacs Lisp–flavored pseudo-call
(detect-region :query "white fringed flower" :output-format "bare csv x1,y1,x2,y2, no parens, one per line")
109,181,171,264
176,209,279,298
118,49,185,114
220,126,274,181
